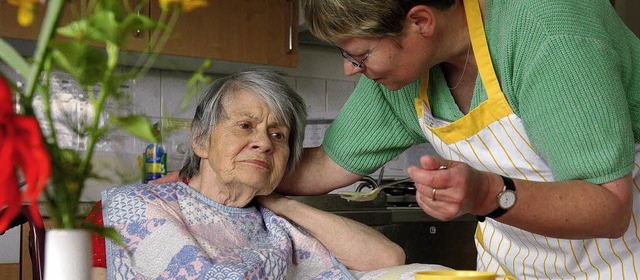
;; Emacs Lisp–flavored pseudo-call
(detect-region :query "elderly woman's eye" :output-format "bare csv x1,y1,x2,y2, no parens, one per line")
271,132,286,140
239,122,252,129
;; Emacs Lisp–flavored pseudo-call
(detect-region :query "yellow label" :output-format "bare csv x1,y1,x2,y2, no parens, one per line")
146,163,163,173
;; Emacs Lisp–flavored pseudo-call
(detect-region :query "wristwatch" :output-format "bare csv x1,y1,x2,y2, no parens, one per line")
477,176,516,222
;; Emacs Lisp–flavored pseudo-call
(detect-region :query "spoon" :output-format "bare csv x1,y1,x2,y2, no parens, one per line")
338,177,414,202
337,165,447,202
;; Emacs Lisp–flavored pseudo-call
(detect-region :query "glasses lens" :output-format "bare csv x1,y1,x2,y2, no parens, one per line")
338,47,361,68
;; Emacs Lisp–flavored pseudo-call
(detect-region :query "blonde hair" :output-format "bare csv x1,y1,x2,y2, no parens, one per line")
301,0,455,43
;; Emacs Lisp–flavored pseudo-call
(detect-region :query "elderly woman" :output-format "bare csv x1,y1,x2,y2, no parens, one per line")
97,70,405,279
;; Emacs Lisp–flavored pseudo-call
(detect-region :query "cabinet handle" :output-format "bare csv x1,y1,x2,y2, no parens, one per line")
287,0,294,54
134,0,142,38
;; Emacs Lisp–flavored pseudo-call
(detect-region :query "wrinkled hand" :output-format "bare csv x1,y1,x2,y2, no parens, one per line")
407,155,490,221
148,171,181,184
255,193,291,215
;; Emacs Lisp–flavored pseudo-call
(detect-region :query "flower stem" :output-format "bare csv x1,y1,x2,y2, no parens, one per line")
24,0,65,100
79,83,108,176
80,45,118,177
0,38,30,79
130,7,180,79
41,57,59,149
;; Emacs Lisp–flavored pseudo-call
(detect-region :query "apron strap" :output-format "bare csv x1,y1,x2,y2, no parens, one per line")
465,0,502,100
414,0,514,144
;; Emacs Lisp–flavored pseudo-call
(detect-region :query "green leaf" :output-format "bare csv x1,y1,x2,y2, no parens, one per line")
82,222,129,255
56,19,90,41
95,0,126,22
181,60,212,111
0,37,30,78
123,14,159,32
106,42,119,69
117,14,159,48
24,0,66,100
49,41,107,85
111,115,161,143
57,11,123,46
87,10,121,44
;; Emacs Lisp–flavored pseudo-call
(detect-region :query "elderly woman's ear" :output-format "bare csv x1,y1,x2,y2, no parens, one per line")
192,139,208,158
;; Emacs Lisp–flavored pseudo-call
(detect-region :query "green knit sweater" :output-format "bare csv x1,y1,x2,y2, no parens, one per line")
323,0,640,184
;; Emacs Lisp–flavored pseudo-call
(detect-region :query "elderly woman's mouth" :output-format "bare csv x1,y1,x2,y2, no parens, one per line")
243,159,270,169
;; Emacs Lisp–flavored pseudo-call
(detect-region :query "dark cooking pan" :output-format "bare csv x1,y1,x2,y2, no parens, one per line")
381,181,416,196
356,179,416,196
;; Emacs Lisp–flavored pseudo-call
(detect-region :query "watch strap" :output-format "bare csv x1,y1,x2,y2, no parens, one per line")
477,176,515,222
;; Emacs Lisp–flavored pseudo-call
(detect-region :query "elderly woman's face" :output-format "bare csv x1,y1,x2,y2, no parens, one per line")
195,89,290,195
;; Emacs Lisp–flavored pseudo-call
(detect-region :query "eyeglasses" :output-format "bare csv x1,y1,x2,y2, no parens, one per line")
337,39,382,68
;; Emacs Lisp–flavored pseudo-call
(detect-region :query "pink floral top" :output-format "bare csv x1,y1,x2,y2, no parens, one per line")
102,182,355,280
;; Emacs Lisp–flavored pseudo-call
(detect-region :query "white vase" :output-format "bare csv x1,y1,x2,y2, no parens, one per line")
44,229,92,280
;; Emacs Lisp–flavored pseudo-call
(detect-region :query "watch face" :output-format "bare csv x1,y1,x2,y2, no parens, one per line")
498,190,517,209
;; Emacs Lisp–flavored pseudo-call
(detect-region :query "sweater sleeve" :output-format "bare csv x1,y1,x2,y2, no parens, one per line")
517,35,635,184
322,76,427,175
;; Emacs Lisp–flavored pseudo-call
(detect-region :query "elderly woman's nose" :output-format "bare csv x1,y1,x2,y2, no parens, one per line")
250,132,274,153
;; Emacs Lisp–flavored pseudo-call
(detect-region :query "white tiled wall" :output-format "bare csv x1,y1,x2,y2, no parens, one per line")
2,44,432,203
0,227,20,263
0,44,435,263
0,44,360,263
84,44,439,199
82,45,364,201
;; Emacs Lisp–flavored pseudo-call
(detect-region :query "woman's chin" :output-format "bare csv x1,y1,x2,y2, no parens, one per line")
232,178,275,192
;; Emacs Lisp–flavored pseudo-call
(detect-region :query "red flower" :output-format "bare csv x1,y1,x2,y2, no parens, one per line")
0,75,50,233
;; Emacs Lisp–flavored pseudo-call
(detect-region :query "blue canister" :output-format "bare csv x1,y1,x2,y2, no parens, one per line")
143,143,167,183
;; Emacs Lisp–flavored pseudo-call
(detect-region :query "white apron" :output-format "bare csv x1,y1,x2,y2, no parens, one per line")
414,0,640,279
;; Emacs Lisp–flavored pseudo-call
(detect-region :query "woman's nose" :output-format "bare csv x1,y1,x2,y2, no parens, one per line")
251,132,273,153
343,60,363,76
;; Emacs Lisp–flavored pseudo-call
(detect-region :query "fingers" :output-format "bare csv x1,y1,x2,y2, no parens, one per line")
255,193,279,209
256,192,285,203
406,157,471,220
432,188,438,201
408,158,450,204
415,183,446,203
415,188,455,221
416,187,461,221
148,171,181,184
419,155,449,171
407,163,450,191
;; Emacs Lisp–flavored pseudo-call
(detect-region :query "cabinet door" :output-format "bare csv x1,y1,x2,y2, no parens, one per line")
0,1,149,52
150,0,298,67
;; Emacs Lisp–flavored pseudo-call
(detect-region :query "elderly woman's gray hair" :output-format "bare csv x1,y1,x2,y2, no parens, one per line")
179,69,307,180
301,0,455,43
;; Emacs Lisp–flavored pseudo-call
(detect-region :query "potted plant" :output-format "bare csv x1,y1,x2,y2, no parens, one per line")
0,0,209,278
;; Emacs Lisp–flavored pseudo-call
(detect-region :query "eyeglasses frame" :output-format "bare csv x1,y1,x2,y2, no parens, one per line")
337,38,383,68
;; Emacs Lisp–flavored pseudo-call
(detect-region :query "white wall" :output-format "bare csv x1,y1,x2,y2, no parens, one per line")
0,227,20,264
0,43,381,263
77,45,366,202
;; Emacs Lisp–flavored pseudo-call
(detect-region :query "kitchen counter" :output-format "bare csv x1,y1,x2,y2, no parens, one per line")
320,207,477,226
291,194,478,270
290,194,477,225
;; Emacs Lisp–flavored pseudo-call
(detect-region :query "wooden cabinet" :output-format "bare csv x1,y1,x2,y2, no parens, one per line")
1,0,299,67
0,1,149,52
0,263,20,280
150,0,298,67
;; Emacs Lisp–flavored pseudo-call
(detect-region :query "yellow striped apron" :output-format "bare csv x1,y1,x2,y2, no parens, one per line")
414,0,640,279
